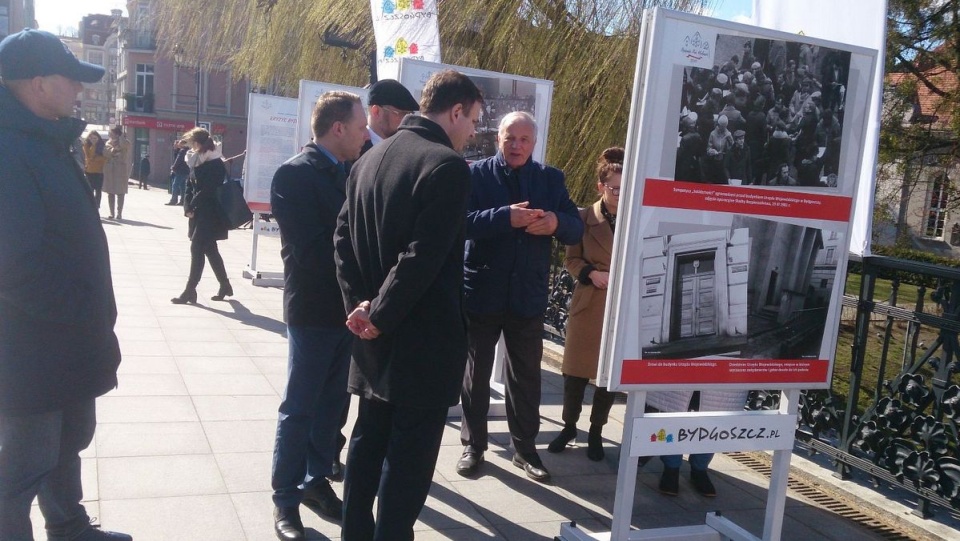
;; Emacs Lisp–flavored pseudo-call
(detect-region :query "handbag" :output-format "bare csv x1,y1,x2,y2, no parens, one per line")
217,176,252,230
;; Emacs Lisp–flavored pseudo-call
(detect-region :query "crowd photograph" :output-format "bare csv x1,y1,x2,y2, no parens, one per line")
675,34,851,188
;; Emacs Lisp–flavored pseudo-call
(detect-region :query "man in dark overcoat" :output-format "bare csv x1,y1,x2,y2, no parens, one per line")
334,70,483,541
269,91,369,540
0,29,130,541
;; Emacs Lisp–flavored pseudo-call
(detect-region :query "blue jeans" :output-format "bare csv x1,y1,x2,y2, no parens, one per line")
170,173,188,203
0,399,96,540
271,325,352,508
661,453,713,471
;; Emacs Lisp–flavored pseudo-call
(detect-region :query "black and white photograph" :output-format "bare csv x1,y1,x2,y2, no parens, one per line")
674,34,851,188
639,211,842,361
398,58,553,163
460,75,537,161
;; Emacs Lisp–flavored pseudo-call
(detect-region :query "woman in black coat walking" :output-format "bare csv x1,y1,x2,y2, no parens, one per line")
171,127,233,304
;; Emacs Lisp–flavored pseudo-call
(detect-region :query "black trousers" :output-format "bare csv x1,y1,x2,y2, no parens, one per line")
561,375,615,428
341,397,447,541
460,312,543,455
85,173,103,208
186,238,229,291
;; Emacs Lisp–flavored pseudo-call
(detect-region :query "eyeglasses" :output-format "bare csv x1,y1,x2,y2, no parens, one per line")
382,106,413,117
604,184,621,195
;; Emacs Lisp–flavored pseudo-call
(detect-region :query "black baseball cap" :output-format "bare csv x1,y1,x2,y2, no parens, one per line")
0,29,105,83
368,79,419,112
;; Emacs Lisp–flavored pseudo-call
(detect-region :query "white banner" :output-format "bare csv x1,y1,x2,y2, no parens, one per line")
753,0,887,257
244,94,299,213
296,80,369,156
631,411,797,456
370,0,441,81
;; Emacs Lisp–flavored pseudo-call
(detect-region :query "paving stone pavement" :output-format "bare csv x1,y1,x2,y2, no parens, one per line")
25,185,960,540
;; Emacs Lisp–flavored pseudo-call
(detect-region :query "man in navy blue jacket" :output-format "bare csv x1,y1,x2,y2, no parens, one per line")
269,91,369,541
0,29,129,541
457,111,583,482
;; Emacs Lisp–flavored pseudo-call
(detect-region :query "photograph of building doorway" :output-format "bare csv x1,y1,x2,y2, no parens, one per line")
639,212,842,361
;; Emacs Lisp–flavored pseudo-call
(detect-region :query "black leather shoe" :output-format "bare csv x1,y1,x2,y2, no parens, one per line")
328,457,343,482
456,448,484,477
302,480,342,520
170,289,197,304
512,451,551,482
73,527,133,541
273,506,305,540
690,469,717,497
547,426,577,453
659,467,680,496
211,283,233,301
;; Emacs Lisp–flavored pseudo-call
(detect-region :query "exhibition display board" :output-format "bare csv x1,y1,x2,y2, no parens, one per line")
599,9,878,393
397,58,554,164
558,8,881,541
243,94,299,213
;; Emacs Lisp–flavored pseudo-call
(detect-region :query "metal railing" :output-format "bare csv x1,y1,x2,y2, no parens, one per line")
543,252,960,519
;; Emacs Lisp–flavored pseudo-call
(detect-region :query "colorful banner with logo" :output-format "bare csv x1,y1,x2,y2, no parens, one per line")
753,0,887,257
370,0,441,81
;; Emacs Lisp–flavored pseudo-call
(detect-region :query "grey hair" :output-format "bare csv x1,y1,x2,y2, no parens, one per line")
498,111,537,139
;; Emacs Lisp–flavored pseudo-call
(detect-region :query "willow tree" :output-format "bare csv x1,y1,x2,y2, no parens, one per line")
155,0,716,204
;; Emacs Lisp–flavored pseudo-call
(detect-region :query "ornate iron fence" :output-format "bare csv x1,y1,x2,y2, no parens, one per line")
748,255,960,519
544,253,960,518
544,242,574,340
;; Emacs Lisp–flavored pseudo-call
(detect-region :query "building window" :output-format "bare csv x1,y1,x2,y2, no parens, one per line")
924,174,949,239
0,0,10,38
135,63,154,97
825,247,835,264
820,279,828,289
92,34,102,46
951,224,960,246
0,2,9,39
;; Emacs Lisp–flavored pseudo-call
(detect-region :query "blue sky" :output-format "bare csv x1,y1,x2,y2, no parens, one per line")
36,0,127,35
711,0,753,23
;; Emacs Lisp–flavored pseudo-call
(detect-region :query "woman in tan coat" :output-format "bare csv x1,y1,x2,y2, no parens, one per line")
102,125,130,219
547,147,622,461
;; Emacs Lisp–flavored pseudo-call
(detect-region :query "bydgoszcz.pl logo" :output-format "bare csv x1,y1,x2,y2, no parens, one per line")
384,37,420,59
651,425,782,443
381,0,432,19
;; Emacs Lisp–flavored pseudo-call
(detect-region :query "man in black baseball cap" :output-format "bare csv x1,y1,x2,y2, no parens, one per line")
360,78,419,155
0,28,106,84
0,28,131,541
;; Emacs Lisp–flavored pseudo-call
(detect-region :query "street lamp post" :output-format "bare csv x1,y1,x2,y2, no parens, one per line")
173,44,201,126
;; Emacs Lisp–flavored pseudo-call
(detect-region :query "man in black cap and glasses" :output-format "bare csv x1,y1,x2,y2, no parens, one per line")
0,29,131,541
360,79,419,156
